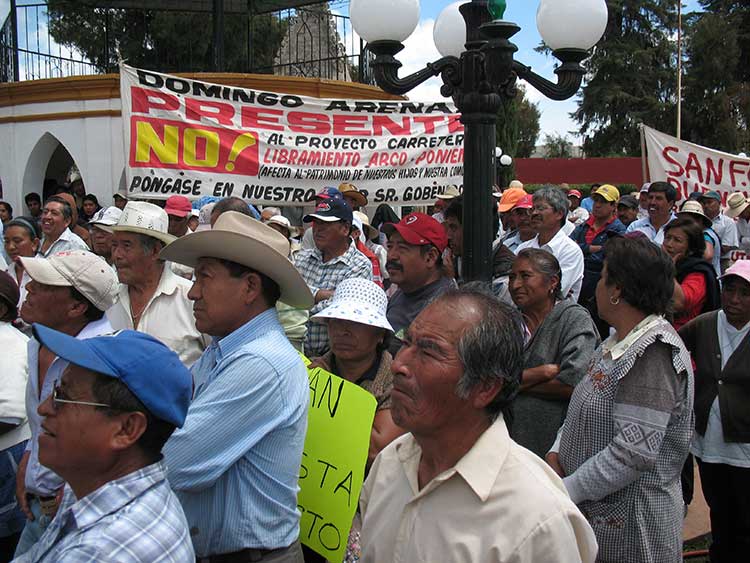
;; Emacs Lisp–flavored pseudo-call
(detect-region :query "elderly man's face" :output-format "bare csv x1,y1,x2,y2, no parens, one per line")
36,365,119,476
390,300,483,434
111,231,160,286
722,276,750,329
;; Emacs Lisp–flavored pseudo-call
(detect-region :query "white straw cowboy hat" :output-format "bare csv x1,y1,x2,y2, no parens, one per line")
111,201,176,246
159,211,314,309
311,277,393,332
725,192,750,219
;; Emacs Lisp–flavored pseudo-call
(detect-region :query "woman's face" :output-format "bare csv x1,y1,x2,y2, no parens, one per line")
4,225,39,260
0,205,11,223
509,257,556,311
662,227,690,263
82,200,97,217
328,318,383,364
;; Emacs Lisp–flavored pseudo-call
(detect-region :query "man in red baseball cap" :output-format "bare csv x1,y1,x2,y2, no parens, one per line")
164,195,193,238
382,213,455,353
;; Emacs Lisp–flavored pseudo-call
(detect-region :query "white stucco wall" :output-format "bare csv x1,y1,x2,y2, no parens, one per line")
0,97,125,213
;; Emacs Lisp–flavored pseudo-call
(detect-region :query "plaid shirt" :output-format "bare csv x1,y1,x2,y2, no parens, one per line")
15,461,194,563
294,240,372,356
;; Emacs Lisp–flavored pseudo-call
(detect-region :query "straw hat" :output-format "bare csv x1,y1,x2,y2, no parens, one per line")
353,211,379,241
436,185,461,200
338,183,368,207
112,201,176,246
311,278,392,332
725,192,750,219
678,200,712,228
159,211,313,309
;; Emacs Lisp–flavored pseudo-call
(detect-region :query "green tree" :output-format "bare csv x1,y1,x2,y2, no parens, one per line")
45,1,287,73
681,1,749,152
495,86,541,185
542,133,574,158
569,0,678,156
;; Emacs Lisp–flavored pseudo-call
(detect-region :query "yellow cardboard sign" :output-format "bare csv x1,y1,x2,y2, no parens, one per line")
297,357,377,562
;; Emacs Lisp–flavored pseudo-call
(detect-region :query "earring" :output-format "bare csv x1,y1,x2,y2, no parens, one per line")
610,295,620,306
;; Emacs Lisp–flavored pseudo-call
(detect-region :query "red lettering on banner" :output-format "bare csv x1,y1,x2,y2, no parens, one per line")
240,107,284,132
413,116,445,134
371,116,410,136
288,112,329,134
447,115,464,134
663,146,684,177
705,157,724,185
129,116,259,176
729,160,750,189
684,152,704,183
185,99,236,126
332,115,370,136
131,86,180,114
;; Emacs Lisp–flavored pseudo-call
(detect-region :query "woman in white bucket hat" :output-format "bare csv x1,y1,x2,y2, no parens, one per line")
309,277,404,464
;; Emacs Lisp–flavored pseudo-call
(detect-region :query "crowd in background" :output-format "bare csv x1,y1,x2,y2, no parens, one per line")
0,174,749,563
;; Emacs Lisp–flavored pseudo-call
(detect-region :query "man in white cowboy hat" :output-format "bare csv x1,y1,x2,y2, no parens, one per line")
726,191,750,256
160,211,314,562
106,201,208,367
13,250,118,557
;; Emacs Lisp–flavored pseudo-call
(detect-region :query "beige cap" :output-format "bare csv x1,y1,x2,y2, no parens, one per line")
725,192,750,219
19,250,119,311
112,201,176,246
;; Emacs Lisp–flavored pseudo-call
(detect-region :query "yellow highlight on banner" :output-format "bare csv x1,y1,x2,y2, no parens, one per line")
298,355,377,562
135,120,179,164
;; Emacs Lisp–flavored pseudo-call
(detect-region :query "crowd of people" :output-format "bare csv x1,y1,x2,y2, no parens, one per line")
0,176,749,563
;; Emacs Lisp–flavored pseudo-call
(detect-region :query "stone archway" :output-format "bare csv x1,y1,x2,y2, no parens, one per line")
21,132,83,202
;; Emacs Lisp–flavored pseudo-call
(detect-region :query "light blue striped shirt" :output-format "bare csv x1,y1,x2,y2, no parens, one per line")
163,308,309,557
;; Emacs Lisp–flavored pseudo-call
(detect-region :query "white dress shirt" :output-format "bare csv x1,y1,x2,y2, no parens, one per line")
360,416,598,563
107,266,208,367
711,213,739,256
737,218,750,255
516,228,584,301
626,213,676,245
0,321,30,451
39,228,88,257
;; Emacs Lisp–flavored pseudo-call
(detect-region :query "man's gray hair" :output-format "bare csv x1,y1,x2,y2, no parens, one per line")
137,233,165,258
263,206,281,217
533,186,569,226
437,285,524,421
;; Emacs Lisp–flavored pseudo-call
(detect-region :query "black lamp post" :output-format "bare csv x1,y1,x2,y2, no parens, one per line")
351,0,607,282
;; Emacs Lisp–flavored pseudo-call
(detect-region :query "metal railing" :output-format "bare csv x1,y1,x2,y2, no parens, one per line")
0,0,374,84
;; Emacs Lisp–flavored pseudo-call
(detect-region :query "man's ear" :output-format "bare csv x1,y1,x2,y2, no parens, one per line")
109,411,148,452
243,271,264,306
470,379,504,410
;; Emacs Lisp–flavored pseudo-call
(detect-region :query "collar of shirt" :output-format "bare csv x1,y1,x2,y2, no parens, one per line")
394,415,510,503
309,240,360,266
534,228,571,254
40,227,74,248
717,310,750,367
638,213,677,234
65,460,169,530
213,308,281,363
602,314,663,360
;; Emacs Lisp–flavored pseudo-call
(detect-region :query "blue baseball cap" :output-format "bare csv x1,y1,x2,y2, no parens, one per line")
32,324,192,427
699,190,722,202
312,187,343,201
303,198,353,223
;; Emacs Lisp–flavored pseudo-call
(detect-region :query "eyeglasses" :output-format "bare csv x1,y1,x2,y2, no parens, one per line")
51,383,112,411
532,205,553,213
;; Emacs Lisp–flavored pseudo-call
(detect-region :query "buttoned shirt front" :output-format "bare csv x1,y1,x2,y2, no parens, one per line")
163,308,309,557
106,265,208,367
626,213,676,245
15,461,194,563
711,213,739,256
360,416,598,563
24,318,112,496
38,228,88,257
516,228,584,301
294,240,372,356
691,311,750,467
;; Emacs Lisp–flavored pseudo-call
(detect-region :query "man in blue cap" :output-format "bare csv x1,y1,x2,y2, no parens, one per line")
13,326,194,563
294,197,372,356
700,190,739,272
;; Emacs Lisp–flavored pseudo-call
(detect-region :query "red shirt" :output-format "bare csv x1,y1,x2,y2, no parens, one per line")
673,272,707,331
584,215,616,245
355,239,383,288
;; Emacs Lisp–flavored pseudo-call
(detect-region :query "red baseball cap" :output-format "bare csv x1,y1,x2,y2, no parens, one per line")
568,189,582,199
164,195,192,218
513,194,533,210
381,212,447,252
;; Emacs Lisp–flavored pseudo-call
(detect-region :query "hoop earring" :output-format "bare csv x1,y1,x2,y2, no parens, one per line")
610,295,620,306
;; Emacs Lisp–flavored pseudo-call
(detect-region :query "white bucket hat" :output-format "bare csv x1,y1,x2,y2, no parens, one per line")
19,250,119,311
159,211,314,309
112,201,176,245
311,278,393,332
266,214,292,238
725,192,750,219
88,206,123,233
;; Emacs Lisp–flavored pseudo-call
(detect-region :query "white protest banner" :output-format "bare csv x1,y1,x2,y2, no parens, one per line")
120,64,464,206
643,125,750,203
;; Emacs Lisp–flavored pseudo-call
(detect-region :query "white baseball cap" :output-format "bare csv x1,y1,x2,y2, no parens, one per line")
88,206,123,232
19,250,119,311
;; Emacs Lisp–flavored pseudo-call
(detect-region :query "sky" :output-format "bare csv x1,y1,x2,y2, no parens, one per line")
338,0,704,147
1,0,703,146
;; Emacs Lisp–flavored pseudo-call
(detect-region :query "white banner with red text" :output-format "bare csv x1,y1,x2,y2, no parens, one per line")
643,125,750,204
120,64,465,206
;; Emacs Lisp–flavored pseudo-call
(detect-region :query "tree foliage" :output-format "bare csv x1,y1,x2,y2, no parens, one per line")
542,133,574,159
45,1,287,73
495,86,541,185
570,0,678,156
681,1,749,153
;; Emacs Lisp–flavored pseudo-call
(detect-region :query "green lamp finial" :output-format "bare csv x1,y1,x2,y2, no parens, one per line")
488,0,506,20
